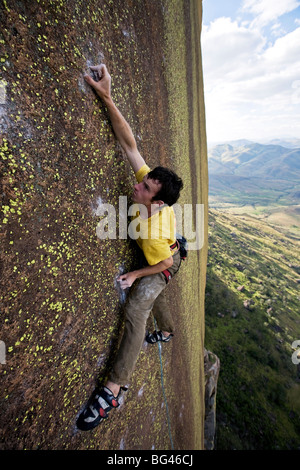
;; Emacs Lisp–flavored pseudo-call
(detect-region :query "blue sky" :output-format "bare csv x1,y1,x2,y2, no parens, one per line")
202,0,300,145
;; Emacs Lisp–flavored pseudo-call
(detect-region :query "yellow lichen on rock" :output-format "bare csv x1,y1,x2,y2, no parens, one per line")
0,0,207,450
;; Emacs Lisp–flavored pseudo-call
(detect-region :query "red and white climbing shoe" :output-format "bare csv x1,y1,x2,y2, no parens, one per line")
76,386,125,431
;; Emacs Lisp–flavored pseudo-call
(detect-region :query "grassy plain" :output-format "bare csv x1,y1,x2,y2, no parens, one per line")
205,208,300,449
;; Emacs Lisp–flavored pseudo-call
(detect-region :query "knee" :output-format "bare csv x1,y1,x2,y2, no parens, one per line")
134,275,163,302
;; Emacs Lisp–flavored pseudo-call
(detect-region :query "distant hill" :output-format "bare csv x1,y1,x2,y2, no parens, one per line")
208,138,300,150
208,141,300,211
266,138,300,149
208,142,300,180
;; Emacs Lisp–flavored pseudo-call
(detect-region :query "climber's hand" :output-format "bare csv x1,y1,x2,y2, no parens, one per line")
117,272,137,290
84,64,111,102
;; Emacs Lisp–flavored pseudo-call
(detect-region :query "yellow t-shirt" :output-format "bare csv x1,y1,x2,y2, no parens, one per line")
132,164,177,265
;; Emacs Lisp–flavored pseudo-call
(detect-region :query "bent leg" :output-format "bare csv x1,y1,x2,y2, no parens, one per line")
152,289,174,334
108,272,166,385
152,251,181,334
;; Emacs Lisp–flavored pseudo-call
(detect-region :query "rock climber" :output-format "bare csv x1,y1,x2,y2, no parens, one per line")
77,64,183,431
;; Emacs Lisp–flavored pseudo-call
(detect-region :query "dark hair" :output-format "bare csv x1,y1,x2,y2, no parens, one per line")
148,166,183,206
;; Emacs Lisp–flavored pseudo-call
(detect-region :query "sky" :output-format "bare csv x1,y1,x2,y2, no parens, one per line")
202,0,300,145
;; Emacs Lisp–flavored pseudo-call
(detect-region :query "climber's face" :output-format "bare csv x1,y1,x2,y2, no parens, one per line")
132,174,162,207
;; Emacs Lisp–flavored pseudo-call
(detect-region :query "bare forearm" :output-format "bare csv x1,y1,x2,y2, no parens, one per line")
135,260,173,278
132,257,173,279
102,96,146,172
102,96,137,153
84,65,145,172
117,256,174,290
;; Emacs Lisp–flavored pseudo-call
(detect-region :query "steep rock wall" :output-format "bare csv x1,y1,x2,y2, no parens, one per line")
0,0,207,450
204,349,220,450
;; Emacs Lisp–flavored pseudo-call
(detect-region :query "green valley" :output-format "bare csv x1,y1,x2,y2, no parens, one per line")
208,140,300,238
205,208,300,449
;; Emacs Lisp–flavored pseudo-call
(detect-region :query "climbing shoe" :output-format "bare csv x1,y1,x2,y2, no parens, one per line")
76,386,124,431
145,330,174,344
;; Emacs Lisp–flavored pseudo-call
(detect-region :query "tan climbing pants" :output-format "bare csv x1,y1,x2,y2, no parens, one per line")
108,251,181,386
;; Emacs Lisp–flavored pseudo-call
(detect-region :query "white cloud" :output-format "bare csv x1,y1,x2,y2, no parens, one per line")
202,16,300,143
242,0,300,28
263,27,300,66
270,22,287,38
202,17,265,81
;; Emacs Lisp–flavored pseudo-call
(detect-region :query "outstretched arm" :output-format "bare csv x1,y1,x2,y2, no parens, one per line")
84,64,146,173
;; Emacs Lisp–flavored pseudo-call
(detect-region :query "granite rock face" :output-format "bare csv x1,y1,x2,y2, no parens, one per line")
0,0,207,450
204,349,220,450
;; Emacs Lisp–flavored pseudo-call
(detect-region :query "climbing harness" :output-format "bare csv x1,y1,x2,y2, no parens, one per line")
162,268,173,284
162,236,188,284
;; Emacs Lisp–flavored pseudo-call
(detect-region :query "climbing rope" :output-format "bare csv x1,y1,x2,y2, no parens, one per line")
154,320,174,450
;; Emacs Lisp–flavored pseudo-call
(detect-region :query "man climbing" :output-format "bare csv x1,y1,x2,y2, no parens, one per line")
77,64,183,431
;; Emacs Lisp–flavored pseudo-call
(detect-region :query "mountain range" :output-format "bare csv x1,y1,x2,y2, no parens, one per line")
208,141,300,180
208,140,300,211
